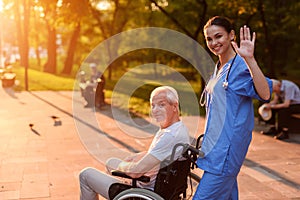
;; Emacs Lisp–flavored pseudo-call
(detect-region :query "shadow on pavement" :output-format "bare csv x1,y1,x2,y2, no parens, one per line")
244,158,300,190
29,91,140,153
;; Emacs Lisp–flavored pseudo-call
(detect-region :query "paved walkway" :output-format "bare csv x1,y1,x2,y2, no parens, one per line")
0,86,299,200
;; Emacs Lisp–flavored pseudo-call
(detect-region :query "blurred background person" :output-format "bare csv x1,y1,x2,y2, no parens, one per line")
81,63,105,108
260,79,300,140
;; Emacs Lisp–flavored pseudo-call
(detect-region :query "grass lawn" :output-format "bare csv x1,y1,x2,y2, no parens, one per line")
13,65,75,91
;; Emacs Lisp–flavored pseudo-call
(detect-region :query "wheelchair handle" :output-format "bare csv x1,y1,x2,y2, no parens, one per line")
186,145,204,158
171,143,204,162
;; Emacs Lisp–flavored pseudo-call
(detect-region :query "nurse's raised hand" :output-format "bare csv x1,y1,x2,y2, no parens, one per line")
232,25,256,59
232,25,270,100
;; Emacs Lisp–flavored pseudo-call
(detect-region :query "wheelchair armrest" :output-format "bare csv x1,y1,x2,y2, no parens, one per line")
111,170,150,183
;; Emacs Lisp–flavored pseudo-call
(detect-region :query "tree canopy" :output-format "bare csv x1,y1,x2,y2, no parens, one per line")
1,0,299,88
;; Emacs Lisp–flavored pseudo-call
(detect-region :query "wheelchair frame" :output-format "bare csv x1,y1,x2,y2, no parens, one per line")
111,135,204,200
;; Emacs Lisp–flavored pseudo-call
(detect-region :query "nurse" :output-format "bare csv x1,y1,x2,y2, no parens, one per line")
194,16,272,199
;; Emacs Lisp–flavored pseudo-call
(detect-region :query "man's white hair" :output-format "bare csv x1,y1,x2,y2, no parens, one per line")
150,86,179,105
271,79,280,87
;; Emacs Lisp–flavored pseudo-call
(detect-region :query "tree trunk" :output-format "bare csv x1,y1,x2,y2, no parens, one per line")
33,6,41,67
22,0,30,69
258,0,274,77
44,24,57,74
14,0,30,90
62,22,81,75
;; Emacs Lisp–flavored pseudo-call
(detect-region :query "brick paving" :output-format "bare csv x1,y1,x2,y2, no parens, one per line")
0,86,299,199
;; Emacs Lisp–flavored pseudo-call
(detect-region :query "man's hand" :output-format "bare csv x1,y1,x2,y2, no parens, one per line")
263,103,272,110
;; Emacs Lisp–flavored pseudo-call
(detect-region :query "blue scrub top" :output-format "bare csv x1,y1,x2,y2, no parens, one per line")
197,55,272,176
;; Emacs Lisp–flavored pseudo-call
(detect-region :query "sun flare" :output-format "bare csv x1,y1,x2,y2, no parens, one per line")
96,1,111,11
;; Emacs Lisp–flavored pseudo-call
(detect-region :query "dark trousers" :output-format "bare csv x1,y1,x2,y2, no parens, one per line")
95,82,105,108
266,104,300,130
83,85,95,106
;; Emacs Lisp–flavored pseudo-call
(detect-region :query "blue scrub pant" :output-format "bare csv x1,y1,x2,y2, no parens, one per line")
193,171,238,200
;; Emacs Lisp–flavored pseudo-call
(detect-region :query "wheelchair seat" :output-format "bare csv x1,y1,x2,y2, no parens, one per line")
109,140,204,200
109,158,191,200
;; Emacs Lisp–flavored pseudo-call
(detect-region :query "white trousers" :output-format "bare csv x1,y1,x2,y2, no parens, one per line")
79,158,123,200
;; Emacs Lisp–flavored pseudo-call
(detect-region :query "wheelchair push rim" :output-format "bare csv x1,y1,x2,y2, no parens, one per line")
113,188,164,200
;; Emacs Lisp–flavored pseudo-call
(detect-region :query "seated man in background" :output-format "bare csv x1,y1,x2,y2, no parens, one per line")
79,86,190,200
81,63,105,108
260,79,300,140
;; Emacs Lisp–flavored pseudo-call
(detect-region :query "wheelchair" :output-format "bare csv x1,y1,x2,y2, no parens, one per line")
109,135,204,200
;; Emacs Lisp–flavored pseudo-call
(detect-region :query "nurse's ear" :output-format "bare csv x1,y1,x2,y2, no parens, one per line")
230,30,236,42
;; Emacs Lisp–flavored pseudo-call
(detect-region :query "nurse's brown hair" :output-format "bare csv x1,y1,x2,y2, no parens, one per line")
204,16,234,34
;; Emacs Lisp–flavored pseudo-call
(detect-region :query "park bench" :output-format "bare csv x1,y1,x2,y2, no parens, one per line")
1,72,16,88
290,114,300,133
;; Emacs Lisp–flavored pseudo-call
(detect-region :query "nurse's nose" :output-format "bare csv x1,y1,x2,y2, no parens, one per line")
211,39,218,46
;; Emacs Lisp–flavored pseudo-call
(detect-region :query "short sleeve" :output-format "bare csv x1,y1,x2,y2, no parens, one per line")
229,57,272,102
148,124,190,161
149,134,176,161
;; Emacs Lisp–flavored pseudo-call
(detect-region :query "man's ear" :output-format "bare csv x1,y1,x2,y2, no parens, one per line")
173,102,178,111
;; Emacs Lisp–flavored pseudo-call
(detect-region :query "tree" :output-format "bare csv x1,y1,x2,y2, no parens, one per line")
257,0,299,78
147,0,209,91
13,0,31,90
38,0,58,74
61,22,80,75
60,0,90,75
215,0,299,79
88,0,150,79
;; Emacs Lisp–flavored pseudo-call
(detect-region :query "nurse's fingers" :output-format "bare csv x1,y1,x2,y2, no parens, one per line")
241,25,254,41
240,26,245,40
244,26,248,40
252,32,256,43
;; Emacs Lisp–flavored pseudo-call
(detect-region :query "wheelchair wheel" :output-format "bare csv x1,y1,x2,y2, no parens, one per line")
113,188,164,200
184,172,201,199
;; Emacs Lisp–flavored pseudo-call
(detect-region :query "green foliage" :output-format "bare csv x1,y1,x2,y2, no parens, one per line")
104,63,203,116
12,65,75,91
2,0,299,117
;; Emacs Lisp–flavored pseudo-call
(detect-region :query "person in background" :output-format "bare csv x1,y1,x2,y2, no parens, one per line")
79,86,190,200
194,16,272,200
95,70,106,109
260,79,300,140
81,63,105,108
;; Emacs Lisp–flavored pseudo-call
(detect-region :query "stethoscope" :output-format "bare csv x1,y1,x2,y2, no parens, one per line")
199,53,237,107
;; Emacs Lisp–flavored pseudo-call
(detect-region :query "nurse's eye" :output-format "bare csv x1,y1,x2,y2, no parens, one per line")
215,34,223,39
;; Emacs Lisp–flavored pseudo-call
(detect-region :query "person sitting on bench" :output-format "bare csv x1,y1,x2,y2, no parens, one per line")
260,79,300,140
81,63,105,108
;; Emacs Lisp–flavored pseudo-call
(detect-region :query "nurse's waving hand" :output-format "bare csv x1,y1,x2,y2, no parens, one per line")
232,25,271,101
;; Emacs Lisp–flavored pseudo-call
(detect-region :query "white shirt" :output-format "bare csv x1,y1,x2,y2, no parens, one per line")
138,121,190,189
